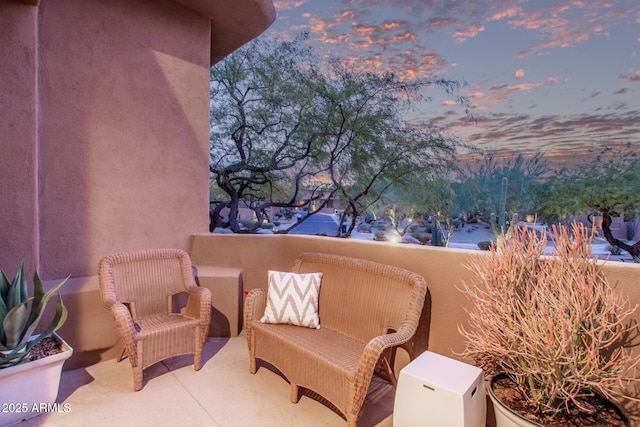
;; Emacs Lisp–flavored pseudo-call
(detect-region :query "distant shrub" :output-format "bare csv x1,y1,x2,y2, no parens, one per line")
213,227,233,234
477,241,494,251
373,231,387,241
411,232,431,245
357,223,372,233
607,245,622,255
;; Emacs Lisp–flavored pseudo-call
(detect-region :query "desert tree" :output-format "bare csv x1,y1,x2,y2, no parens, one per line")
540,143,640,261
309,60,463,237
209,34,327,232
210,36,465,235
454,150,549,220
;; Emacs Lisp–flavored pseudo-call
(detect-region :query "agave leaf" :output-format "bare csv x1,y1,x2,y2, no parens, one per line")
0,271,10,306
0,342,31,367
25,271,50,333
18,276,69,346
32,271,45,308
27,293,67,347
7,260,27,309
13,295,67,367
18,262,28,303
2,300,31,349
0,273,8,346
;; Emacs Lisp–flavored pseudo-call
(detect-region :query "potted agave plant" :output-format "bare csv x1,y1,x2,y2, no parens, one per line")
0,261,71,427
458,222,639,427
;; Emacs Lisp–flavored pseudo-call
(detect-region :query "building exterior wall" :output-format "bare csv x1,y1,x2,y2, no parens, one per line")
0,3,39,276
1,0,212,279
37,0,212,279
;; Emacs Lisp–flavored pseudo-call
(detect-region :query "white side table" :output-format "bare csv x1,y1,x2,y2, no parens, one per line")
393,351,486,427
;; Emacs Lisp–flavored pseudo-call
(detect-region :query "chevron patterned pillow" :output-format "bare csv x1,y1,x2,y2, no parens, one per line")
260,271,323,329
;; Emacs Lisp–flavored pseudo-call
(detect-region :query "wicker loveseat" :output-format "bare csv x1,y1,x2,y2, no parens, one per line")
244,252,428,426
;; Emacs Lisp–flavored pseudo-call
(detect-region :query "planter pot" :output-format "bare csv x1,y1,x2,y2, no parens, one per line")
0,333,73,427
488,373,630,427
488,374,543,427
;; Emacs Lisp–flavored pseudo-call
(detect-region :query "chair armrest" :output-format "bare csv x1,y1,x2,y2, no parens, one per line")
185,287,212,347
350,324,417,413
185,286,212,319
243,288,267,348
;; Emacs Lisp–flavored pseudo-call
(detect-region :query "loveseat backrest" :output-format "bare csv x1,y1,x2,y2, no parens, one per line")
292,253,427,344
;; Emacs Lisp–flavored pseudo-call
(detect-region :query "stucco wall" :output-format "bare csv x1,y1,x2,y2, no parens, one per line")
37,0,211,278
0,3,39,276
190,233,640,419
1,0,211,279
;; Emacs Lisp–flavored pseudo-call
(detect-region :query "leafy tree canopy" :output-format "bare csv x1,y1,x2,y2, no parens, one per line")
209,34,466,234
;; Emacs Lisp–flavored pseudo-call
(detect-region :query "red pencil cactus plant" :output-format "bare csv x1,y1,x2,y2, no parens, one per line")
458,222,640,422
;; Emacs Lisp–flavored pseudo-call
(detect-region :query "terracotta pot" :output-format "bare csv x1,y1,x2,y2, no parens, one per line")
0,333,73,427
488,373,630,427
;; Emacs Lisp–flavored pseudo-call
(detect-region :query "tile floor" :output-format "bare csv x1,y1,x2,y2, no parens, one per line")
16,334,395,427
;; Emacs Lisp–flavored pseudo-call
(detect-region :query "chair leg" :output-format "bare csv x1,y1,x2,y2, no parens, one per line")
117,347,127,362
132,341,144,391
290,382,300,403
194,350,202,371
194,329,203,371
133,366,143,392
345,404,359,427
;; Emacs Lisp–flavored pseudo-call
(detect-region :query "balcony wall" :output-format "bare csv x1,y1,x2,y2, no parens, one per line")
189,233,640,420
47,231,640,420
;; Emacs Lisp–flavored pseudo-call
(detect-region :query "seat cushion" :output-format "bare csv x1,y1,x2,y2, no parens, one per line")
135,313,200,339
261,271,322,329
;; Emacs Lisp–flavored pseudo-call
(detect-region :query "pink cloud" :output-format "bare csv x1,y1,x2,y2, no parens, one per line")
619,70,640,82
488,6,521,21
453,23,485,43
451,112,640,158
426,16,460,28
515,69,525,79
273,1,307,11
506,2,622,57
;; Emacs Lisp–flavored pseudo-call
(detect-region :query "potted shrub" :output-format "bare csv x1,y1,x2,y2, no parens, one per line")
458,222,639,426
0,261,72,427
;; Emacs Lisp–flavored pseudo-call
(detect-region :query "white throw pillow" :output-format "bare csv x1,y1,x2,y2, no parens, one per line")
260,271,322,329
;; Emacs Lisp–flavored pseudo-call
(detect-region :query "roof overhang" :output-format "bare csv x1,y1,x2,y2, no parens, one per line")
175,0,276,65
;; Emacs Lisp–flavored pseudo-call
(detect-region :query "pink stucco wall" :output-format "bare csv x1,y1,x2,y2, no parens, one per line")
0,3,39,276
38,0,212,279
2,0,212,279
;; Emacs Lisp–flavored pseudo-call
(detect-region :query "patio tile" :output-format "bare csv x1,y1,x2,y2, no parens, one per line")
16,336,394,427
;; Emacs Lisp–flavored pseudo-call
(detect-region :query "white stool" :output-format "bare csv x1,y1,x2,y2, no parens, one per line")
393,351,486,427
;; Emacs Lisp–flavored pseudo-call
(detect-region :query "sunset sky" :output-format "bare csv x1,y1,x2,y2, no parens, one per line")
265,0,639,161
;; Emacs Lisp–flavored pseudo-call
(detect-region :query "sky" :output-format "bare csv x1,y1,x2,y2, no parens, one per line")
263,0,640,165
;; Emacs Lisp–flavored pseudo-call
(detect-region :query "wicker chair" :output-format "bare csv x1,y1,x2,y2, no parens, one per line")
98,249,211,391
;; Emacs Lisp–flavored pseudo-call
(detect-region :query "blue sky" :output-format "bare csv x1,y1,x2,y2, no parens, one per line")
264,0,639,162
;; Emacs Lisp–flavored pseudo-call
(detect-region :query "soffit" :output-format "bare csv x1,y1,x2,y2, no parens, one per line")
174,0,276,65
